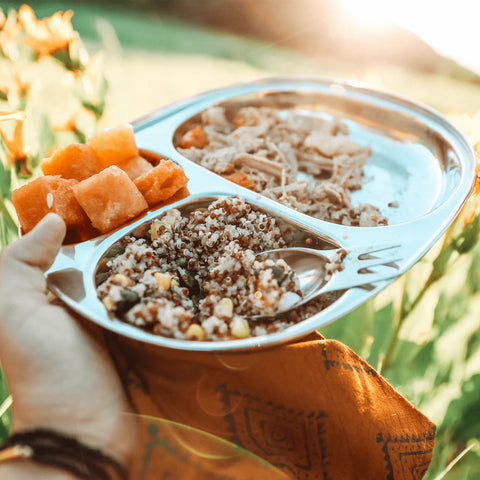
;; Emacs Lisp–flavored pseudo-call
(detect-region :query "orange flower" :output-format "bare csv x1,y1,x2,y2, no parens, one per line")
0,9,22,59
18,5,76,57
0,110,28,167
472,144,480,198
52,113,77,133
0,84,8,99
15,68,35,100
463,146,480,226
0,111,25,122
464,208,476,227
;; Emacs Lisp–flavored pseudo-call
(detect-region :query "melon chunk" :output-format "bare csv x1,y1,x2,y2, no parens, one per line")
40,143,103,181
12,176,88,233
73,166,148,233
117,155,153,180
64,222,100,244
134,159,189,206
88,123,138,167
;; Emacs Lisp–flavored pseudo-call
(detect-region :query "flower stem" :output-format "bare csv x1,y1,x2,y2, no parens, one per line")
380,274,434,375
380,234,454,376
0,193,18,249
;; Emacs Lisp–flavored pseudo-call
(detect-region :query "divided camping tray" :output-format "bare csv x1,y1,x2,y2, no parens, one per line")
45,76,476,352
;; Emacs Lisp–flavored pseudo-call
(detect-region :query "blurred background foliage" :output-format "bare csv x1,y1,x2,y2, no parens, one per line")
1,1,480,478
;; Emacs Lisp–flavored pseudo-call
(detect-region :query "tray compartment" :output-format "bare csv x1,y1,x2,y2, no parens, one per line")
169,88,469,227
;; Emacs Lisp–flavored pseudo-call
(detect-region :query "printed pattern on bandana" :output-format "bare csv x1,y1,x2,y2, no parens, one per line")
218,385,330,479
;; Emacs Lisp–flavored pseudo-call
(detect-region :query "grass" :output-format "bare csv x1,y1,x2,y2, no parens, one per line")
0,367,11,444
1,2,480,477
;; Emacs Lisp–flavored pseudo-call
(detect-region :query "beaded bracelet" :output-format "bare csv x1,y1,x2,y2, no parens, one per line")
0,429,127,480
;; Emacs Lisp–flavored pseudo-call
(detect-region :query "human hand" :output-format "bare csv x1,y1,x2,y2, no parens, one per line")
0,214,137,477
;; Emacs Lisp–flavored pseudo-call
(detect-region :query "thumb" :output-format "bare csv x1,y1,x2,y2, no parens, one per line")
3,213,66,272
0,213,66,297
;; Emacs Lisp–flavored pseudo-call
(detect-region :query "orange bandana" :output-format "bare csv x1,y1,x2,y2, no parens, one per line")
109,332,435,479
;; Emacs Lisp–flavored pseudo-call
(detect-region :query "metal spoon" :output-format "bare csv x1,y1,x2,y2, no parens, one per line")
253,243,403,317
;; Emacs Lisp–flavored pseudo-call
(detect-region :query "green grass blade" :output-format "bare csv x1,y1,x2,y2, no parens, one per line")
433,442,477,480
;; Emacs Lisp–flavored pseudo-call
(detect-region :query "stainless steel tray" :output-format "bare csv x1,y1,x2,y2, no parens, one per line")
45,76,476,352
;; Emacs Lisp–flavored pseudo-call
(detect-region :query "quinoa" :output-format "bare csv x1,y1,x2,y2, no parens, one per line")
177,106,387,227
96,196,339,341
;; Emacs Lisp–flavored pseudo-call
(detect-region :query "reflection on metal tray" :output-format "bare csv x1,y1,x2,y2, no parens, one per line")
45,76,476,352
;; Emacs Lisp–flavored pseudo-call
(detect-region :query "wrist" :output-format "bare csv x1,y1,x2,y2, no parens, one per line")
0,428,130,480
7,347,138,466
0,461,78,480
11,407,137,468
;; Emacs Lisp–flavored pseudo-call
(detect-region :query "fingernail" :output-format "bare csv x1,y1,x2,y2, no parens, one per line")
32,213,67,239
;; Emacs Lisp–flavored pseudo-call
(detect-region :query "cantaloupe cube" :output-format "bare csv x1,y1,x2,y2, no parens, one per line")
134,159,188,206
12,176,88,233
40,143,103,181
117,155,153,180
88,123,138,167
138,149,164,167
73,165,147,233
64,222,100,244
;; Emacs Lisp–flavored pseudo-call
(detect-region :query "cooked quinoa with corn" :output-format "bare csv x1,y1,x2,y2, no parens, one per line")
96,196,330,341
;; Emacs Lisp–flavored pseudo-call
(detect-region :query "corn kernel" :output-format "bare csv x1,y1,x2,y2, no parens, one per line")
215,297,233,318
185,324,206,341
162,213,177,227
150,221,161,241
102,295,115,311
171,279,179,288
254,291,263,299
111,273,131,287
230,317,250,339
155,272,171,290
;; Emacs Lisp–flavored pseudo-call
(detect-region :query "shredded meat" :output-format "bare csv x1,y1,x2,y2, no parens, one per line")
178,106,387,227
